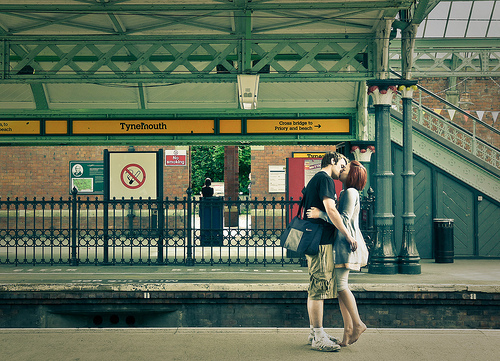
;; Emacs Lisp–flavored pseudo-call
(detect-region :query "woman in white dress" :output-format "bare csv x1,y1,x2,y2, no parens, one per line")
307,160,368,347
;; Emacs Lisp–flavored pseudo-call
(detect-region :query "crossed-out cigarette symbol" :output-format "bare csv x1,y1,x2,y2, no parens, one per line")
120,164,146,189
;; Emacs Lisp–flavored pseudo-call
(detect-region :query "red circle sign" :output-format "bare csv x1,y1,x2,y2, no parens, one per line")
120,164,146,189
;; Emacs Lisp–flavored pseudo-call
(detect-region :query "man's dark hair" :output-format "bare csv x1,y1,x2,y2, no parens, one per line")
321,152,344,168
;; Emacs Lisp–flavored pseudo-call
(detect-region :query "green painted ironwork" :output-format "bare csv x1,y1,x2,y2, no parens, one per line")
370,101,398,274
398,94,421,274
389,39,500,77
0,193,376,266
0,36,373,83
0,2,414,13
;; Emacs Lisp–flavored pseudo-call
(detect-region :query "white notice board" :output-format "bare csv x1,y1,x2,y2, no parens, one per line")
269,165,286,193
109,152,157,199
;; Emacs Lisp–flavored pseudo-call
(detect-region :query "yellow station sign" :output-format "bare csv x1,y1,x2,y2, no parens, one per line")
246,118,350,134
292,152,327,158
45,120,68,134
72,119,215,135
0,121,40,135
0,118,352,137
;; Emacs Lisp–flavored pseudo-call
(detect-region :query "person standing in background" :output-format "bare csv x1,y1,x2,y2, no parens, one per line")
201,178,214,197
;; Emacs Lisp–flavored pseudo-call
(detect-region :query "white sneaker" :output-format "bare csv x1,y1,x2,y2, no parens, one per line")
311,335,341,352
307,331,340,345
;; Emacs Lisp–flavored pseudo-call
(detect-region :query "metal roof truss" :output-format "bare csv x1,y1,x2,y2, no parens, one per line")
390,39,500,77
1,35,374,84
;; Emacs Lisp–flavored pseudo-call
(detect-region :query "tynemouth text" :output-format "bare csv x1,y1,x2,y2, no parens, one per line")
120,122,167,131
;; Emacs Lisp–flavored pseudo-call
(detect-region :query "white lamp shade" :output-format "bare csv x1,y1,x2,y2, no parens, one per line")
237,74,259,110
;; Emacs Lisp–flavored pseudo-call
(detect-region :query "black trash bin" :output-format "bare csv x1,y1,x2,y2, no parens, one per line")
433,218,454,263
199,197,223,246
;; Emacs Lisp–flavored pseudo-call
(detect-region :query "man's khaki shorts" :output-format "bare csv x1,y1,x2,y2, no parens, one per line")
306,244,337,300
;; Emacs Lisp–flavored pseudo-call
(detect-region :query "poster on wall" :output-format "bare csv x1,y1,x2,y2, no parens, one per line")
269,165,286,193
304,159,322,186
212,182,225,197
69,161,104,195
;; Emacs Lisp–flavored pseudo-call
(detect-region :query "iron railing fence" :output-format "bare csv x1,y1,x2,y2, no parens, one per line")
0,191,375,266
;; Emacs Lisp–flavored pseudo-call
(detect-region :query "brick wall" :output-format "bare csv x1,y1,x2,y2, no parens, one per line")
1,145,336,200
1,288,499,328
250,145,337,200
417,77,500,147
0,146,190,199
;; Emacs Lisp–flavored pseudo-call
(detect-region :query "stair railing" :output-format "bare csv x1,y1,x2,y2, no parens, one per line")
392,83,500,172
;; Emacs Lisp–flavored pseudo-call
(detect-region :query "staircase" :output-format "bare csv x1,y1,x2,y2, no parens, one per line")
391,85,500,203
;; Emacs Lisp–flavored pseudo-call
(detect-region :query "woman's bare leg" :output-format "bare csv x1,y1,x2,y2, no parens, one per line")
337,289,367,345
338,297,352,346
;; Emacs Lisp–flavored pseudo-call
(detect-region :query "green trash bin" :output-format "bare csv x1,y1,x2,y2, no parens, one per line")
199,197,223,246
433,218,454,263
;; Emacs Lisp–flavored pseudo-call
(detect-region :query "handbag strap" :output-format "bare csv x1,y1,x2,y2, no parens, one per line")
296,187,306,219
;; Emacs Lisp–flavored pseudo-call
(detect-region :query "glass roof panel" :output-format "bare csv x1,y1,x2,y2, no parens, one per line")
467,20,490,36
493,1,500,17
491,1,500,37
446,20,468,37
427,1,451,19
470,1,495,19
488,17,500,37
421,1,450,37
415,0,499,38
449,1,472,19
424,19,447,36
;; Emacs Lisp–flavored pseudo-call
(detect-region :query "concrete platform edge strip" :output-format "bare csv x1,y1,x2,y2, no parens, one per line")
1,282,499,293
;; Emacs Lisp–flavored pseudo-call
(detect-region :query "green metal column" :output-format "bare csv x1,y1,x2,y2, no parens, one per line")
234,0,252,73
1,40,6,81
398,85,421,274
367,81,398,274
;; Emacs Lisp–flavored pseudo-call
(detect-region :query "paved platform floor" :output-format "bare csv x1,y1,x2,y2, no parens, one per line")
1,259,499,360
1,259,499,293
1,327,499,361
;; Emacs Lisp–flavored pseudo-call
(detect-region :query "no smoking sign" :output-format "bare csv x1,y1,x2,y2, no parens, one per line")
108,152,157,199
121,164,146,189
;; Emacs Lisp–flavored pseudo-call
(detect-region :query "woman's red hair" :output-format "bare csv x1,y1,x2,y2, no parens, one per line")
345,160,367,191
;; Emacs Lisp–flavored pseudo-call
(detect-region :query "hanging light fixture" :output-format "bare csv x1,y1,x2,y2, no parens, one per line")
458,80,473,105
237,74,259,110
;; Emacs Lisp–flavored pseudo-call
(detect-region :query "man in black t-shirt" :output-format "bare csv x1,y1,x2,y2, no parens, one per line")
304,152,355,352
302,169,338,246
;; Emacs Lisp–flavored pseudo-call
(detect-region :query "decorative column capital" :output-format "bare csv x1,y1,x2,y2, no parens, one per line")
398,84,419,99
367,79,418,105
367,84,397,106
351,145,375,162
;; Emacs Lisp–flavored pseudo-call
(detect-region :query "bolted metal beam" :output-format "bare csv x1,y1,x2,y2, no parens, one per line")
390,39,500,77
0,36,374,84
0,2,415,13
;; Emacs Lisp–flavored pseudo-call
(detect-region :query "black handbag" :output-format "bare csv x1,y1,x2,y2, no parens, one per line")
279,194,323,256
